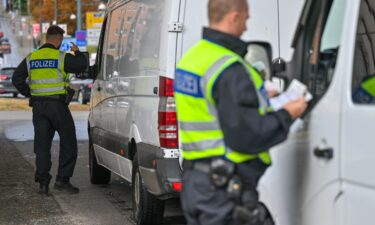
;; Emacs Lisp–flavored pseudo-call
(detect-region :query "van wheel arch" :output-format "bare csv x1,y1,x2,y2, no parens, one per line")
129,138,137,161
88,125,111,184
131,153,165,225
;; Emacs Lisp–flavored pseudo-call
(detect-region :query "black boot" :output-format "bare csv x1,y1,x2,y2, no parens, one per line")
38,183,49,196
54,181,79,194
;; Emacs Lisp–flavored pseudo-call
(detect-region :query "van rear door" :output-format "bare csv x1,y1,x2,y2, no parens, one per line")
176,0,208,62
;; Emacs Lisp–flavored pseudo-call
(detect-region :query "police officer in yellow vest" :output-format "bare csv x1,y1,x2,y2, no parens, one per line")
174,0,307,224
12,26,88,196
353,75,375,104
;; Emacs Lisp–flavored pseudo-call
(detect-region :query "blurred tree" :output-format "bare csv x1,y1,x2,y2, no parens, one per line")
29,0,101,36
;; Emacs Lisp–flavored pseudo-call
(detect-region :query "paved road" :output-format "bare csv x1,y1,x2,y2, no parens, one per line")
0,16,185,225
0,111,185,225
0,17,28,66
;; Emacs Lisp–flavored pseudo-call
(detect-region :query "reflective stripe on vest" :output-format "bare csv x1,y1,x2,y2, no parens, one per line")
26,49,68,96
202,55,271,164
175,39,272,164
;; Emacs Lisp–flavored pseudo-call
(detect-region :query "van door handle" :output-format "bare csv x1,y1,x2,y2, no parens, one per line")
97,86,102,91
314,147,333,159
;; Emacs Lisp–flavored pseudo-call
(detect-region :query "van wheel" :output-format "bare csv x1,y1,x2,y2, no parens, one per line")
13,93,18,98
89,135,111,184
132,154,165,225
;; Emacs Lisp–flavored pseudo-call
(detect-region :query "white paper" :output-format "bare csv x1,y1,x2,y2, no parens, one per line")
269,79,313,111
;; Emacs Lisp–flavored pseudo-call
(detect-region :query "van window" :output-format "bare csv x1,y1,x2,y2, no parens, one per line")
300,0,346,104
95,17,108,80
116,1,163,77
352,0,375,104
104,4,126,80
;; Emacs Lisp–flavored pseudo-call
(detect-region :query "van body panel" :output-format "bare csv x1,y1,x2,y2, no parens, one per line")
341,0,375,222
90,0,182,200
300,182,342,225
343,182,375,224
94,144,122,175
341,0,374,191
246,0,304,61
117,154,133,182
259,0,349,224
117,96,159,145
177,0,208,62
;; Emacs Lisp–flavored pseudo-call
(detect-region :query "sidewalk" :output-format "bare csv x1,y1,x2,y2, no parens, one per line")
0,122,72,224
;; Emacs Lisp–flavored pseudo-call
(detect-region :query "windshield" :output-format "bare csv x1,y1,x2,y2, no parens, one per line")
296,0,347,105
320,0,346,52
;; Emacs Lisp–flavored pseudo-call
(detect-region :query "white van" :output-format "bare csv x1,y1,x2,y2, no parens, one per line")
88,0,375,224
88,1,182,224
256,0,375,224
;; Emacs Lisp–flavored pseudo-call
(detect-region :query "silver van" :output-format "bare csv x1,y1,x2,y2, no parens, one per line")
88,0,182,224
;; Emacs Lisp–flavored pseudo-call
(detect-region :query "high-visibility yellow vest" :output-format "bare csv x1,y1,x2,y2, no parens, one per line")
174,39,272,164
26,48,68,96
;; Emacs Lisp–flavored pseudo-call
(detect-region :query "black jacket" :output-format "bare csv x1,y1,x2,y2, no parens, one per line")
204,28,294,154
12,43,88,97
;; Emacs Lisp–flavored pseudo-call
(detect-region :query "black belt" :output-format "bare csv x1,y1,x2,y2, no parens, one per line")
183,159,212,173
31,94,66,102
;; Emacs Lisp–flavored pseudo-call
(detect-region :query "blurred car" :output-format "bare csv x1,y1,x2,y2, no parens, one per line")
0,41,11,54
0,67,18,97
69,77,93,104
0,37,9,43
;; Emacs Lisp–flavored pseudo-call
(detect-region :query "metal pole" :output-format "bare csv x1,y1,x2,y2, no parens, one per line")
27,0,30,15
54,0,57,24
39,0,42,44
77,0,81,31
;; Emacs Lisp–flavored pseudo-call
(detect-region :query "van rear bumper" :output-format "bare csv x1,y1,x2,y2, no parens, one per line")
138,143,182,200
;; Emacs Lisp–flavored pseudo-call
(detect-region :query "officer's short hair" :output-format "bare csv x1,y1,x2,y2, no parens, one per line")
208,0,247,24
46,25,65,39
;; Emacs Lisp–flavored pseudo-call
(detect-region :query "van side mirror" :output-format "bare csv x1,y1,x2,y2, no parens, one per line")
272,57,289,85
245,42,273,80
75,51,91,79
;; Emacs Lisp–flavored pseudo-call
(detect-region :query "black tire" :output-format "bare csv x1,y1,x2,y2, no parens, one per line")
12,93,17,98
89,134,111,184
132,154,165,225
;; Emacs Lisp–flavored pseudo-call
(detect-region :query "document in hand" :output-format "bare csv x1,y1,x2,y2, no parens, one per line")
269,79,313,111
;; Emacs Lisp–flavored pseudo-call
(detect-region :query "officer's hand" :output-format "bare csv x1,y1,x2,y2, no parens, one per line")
268,89,279,98
283,97,307,119
70,42,79,52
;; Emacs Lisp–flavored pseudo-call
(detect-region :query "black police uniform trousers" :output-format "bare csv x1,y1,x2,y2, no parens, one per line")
181,159,268,225
32,100,77,185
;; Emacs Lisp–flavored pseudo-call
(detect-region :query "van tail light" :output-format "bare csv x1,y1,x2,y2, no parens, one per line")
172,182,182,192
158,76,178,148
0,75,8,80
159,76,174,97
87,83,93,89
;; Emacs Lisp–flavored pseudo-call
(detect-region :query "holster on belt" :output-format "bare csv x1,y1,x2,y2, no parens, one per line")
65,87,75,105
